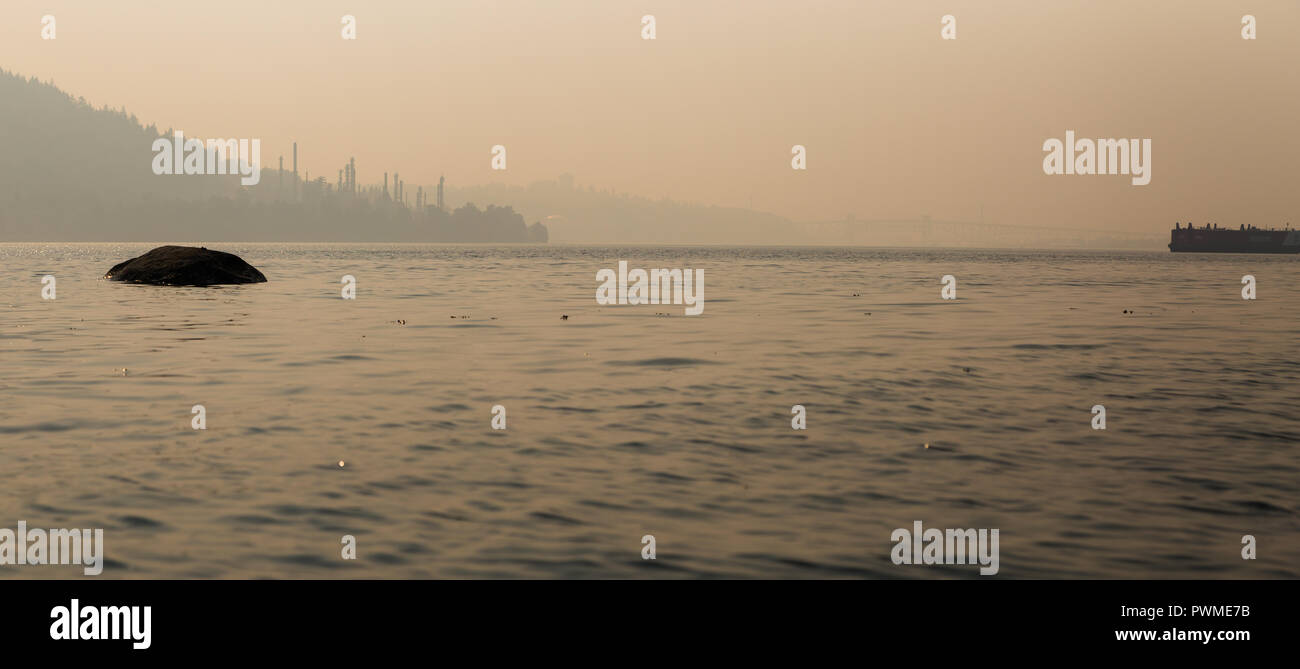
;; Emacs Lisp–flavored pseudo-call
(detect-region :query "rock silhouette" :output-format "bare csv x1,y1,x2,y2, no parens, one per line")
105,246,267,286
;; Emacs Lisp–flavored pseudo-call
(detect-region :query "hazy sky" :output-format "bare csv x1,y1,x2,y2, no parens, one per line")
2,0,1297,232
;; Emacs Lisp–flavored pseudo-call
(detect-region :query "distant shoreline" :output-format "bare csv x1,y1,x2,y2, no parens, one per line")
0,241,1174,252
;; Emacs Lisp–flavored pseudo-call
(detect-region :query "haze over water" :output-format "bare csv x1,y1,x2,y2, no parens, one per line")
1,243,1297,578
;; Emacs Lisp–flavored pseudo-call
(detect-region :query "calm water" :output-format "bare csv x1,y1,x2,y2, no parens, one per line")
1,243,1297,578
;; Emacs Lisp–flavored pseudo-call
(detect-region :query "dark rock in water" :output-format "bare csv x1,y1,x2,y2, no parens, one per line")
105,246,266,286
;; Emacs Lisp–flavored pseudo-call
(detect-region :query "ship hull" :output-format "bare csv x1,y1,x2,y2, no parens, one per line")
1169,228,1300,253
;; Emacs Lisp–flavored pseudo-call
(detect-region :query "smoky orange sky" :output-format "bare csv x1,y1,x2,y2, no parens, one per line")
2,0,1297,233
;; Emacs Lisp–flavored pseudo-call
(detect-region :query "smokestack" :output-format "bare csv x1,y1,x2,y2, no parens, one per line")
437,175,445,211
349,157,356,194
383,172,388,199
292,143,298,201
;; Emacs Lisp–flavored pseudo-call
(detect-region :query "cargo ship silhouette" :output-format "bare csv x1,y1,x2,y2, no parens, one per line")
1169,223,1300,253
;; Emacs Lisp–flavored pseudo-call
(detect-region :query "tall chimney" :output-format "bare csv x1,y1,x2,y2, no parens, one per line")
292,142,299,201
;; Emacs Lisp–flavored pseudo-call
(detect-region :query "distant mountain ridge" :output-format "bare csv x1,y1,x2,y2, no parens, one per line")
0,69,235,205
